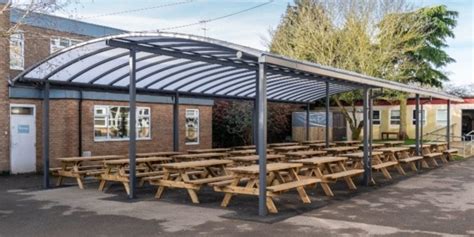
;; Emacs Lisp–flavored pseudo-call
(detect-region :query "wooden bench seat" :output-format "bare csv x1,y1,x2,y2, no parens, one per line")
423,152,444,166
186,175,234,185
123,171,164,177
443,149,457,154
424,153,442,158
324,169,364,180
372,161,398,170
399,156,424,163
266,178,320,193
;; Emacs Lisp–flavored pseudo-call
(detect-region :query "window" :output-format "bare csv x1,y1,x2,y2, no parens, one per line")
436,109,447,125
390,110,400,125
372,110,380,125
10,32,24,70
94,106,151,141
412,109,427,125
185,109,199,145
50,37,82,53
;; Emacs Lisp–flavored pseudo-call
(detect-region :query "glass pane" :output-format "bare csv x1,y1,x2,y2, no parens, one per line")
60,38,70,47
372,111,380,120
11,107,33,115
185,110,199,143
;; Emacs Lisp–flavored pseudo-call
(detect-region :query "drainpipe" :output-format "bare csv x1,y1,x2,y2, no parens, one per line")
78,90,83,156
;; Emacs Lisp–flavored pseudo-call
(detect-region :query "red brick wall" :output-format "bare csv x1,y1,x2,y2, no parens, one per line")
9,98,213,171
0,3,11,172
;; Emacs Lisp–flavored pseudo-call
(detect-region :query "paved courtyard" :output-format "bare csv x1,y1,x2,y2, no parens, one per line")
1,158,473,237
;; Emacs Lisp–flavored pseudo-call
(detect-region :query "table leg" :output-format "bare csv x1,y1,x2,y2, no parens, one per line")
155,172,170,199
221,178,241,207
266,197,278,214
288,169,311,204
73,164,85,189
391,152,406,175
313,167,334,197
337,161,357,190
180,171,200,204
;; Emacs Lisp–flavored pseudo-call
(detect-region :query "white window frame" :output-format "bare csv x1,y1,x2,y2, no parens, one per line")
372,110,381,125
436,109,448,126
185,109,200,145
390,109,400,125
93,105,151,141
50,36,82,53
412,109,427,126
10,32,24,70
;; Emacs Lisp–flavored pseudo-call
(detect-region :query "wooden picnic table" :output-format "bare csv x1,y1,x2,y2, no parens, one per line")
99,157,172,194
54,155,125,189
290,156,364,196
334,140,361,146
137,151,182,158
214,163,320,214
227,154,286,166
382,141,404,147
268,142,299,148
309,143,336,150
232,145,256,150
406,144,446,167
228,149,257,156
323,146,359,156
425,142,447,152
285,150,327,160
273,145,310,153
343,151,403,180
188,148,231,154
301,140,325,145
172,152,228,161
375,147,424,172
151,159,233,203
358,143,385,150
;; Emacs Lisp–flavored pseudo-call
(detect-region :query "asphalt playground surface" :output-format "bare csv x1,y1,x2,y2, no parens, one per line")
1,158,473,237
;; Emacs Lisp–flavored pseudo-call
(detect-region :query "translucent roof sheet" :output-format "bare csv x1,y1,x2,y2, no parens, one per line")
12,32,462,103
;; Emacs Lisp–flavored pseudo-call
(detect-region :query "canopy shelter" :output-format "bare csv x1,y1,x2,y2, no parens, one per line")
11,32,462,216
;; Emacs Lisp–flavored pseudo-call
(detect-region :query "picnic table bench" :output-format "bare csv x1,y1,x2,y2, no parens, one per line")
425,142,457,161
285,150,327,160
54,155,125,189
335,140,361,146
381,132,399,140
375,147,424,172
343,151,402,180
268,142,299,148
227,154,286,166
273,145,310,153
232,145,256,150
309,143,336,150
214,163,320,214
301,140,325,145
382,141,404,147
151,159,233,203
99,157,172,194
406,144,444,167
228,149,257,156
137,152,182,158
324,146,359,156
290,156,363,196
358,143,385,150
172,152,228,161
188,148,231,154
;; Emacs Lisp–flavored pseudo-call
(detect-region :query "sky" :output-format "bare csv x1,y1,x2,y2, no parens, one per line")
53,0,473,86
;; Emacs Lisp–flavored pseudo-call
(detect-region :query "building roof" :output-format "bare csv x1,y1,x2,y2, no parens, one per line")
11,32,463,103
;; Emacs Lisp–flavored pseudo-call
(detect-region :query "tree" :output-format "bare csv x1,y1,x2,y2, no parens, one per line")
444,83,474,97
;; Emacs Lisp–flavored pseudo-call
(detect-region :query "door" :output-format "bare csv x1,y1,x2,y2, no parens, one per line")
332,112,347,141
10,105,36,174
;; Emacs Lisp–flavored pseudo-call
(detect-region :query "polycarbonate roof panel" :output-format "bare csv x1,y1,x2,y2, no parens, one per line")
12,32,462,103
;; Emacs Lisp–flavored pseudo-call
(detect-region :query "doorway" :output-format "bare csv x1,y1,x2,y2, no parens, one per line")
332,112,347,141
10,104,36,174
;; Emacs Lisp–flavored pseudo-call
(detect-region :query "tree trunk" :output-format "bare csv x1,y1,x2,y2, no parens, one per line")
334,97,361,141
399,97,409,140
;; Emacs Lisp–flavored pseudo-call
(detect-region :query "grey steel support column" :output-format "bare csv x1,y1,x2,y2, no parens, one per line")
421,104,424,149
447,100,451,149
128,49,137,199
257,59,267,216
253,98,257,146
325,81,330,147
362,87,371,186
369,89,373,161
306,103,310,141
173,93,179,151
415,94,421,157
42,81,50,189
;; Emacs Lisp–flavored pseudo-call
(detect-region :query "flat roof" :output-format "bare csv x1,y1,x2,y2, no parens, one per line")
11,32,463,103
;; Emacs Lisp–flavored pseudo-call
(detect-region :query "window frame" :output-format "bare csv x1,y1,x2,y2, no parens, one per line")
50,36,82,53
185,109,200,145
93,105,151,142
390,109,400,125
372,110,381,125
10,32,24,70
412,109,427,126
436,109,448,126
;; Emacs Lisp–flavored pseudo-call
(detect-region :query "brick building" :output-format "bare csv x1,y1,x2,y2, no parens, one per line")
1,3,213,173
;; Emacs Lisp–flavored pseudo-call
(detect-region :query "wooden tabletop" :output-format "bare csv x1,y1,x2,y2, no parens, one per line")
310,143,336,147
188,148,231,154
358,143,385,149
232,145,256,150
286,150,327,157
227,154,285,162
273,145,309,151
382,141,404,145
161,159,232,169
136,152,182,157
268,142,299,147
290,156,348,165
375,147,410,152
57,155,124,162
228,149,256,155
406,144,431,148
335,140,360,145
228,163,302,174
425,142,447,146
343,151,384,158
104,157,172,165
301,140,325,144
324,146,359,152
173,153,227,159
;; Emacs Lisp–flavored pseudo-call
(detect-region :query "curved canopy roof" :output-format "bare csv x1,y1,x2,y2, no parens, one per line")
12,32,462,103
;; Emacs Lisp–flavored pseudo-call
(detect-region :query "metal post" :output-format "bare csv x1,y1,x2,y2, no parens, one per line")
362,87,371,186
257,59,267,216
253,99,257,147
369,89,373,162
173,93,179,151
325,81,330,147
421,104,424,150
128,49,137,199
306,103,310,141
447,100,451,149
415,94,421,157
42,81,50,189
